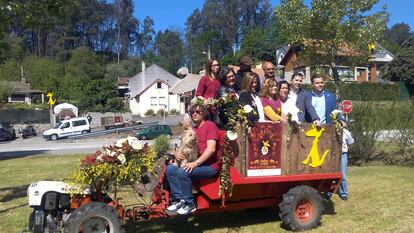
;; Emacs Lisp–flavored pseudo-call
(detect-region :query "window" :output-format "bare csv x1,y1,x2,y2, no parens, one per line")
156,82,162,89
10,94,25,102
159,97,166,106
72,120,87,127
61,122,70,129
151,97,157,106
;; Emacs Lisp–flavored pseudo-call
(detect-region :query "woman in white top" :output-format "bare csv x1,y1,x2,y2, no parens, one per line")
278,80,300,123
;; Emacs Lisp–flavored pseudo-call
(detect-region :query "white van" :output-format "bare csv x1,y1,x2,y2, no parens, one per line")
43,117,91,140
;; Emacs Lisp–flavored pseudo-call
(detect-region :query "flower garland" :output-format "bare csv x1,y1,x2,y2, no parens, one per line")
215,93,253,203
330,110,343,142
67,136,156,195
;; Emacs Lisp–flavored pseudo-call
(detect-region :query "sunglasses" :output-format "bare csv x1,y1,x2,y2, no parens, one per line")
191,110,203,115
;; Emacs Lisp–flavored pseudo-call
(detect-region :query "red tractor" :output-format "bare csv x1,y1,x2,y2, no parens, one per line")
26,123,342,232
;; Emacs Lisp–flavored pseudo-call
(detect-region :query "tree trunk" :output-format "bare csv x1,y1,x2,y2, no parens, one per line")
330,62,340,102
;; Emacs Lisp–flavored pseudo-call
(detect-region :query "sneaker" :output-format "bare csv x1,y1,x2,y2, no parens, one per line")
177,203,196,215
340,195,348,201
166,200,185,214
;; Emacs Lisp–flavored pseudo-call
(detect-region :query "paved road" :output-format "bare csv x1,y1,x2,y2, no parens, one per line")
0,134,180,159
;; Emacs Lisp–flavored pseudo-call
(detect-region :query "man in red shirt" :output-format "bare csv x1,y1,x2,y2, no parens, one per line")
166,104,220,215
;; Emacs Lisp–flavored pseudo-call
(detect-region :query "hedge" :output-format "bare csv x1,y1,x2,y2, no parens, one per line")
302,82,400,101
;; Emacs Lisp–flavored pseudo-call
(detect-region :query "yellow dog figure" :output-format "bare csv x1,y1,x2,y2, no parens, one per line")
47,92,56,106
302,125,330,168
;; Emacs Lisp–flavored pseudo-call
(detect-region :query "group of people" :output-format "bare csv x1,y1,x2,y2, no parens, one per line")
196,56,347,127
165,56,352,215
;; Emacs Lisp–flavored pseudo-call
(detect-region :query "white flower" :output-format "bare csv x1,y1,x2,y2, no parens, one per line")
243,105,253,113
115,138,127,148
117,154,126,164
127,136,143,150
109,151,117,157
226,130,238,141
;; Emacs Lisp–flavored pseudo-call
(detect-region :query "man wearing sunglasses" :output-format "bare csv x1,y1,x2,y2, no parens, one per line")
165,104,220,215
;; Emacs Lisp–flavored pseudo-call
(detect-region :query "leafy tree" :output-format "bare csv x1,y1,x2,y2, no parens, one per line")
115,0,138,60
79,79,118,111
0,82,12,101
21,57,64,92
276,0,388,95
67,47,104,80
383,36,414,84
154,29,184,74
0,58,20,81
382,23,412,55
135,16,156,58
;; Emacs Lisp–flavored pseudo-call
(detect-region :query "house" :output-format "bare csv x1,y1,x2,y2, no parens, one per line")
116,76,131,99
6,78,45,104
170,73,202,112
128,64,181,116
276,43,394,83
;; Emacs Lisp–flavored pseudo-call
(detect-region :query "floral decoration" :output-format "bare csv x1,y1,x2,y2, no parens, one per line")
67,136,156,194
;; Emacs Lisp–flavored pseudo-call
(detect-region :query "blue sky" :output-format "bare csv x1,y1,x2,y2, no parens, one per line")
133,0,414,32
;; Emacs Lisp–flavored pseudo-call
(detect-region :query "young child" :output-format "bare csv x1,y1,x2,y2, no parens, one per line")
173,114,198,167
340,127,354,200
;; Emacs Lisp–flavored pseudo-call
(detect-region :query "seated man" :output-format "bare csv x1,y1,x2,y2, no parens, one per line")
165,104,221,215
304,74,346,126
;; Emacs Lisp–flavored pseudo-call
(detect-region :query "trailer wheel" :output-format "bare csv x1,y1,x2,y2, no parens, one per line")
64,202,124,233
279,185,323,231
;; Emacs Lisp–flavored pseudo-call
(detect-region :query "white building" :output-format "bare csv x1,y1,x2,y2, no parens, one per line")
128,64,182,116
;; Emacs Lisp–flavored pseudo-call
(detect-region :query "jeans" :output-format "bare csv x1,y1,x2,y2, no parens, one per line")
166,164,218,205
339,153,348,197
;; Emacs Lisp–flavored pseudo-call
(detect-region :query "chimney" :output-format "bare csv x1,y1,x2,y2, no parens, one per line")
141,61,146,71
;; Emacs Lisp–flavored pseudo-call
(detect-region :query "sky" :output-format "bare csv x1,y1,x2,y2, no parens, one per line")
133,0,414,33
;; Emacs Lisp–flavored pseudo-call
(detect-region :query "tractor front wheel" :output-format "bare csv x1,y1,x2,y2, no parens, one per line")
64,202,124,233
279,185,323,231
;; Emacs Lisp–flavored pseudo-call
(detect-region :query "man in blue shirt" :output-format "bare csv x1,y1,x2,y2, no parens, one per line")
304,75,345,126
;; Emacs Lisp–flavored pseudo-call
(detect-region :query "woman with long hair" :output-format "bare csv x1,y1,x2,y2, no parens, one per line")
196,59,221,100
259,79,287,123
239,72,265,123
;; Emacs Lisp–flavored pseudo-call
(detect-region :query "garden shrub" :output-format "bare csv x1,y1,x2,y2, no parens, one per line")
144,109,156,117
157,108,168,116
153,135,170,154
169,108,179,115
348,101,414,165
302,82,400,101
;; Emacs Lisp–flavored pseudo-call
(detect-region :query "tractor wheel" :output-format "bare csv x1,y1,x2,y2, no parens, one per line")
64,202,124,233
166,134,172,139
279,185,323,232
50,134,58,141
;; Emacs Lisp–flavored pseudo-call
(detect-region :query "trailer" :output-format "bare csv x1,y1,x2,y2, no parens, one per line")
26,122,342,232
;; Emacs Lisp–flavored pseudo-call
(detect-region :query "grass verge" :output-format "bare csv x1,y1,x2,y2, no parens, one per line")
0,154,413,233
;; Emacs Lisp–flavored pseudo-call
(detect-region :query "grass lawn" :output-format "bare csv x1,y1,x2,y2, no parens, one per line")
0,154,413,233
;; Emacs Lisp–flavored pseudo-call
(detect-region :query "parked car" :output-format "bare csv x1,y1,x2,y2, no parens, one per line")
0,122,16,141
43,117,91,140
135,124,172,140
19,125,37,139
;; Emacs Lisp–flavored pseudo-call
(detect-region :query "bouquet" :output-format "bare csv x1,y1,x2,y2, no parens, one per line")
67,136,156,194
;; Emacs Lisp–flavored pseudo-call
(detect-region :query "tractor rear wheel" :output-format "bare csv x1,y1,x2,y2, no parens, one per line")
279,185,323,231
64,202,124,233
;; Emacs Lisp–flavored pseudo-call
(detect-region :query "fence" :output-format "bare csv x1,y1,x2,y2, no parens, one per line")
0,109,49,123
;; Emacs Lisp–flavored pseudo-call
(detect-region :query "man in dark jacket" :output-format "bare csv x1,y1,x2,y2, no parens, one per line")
234,55,260,93
304,74,345,126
